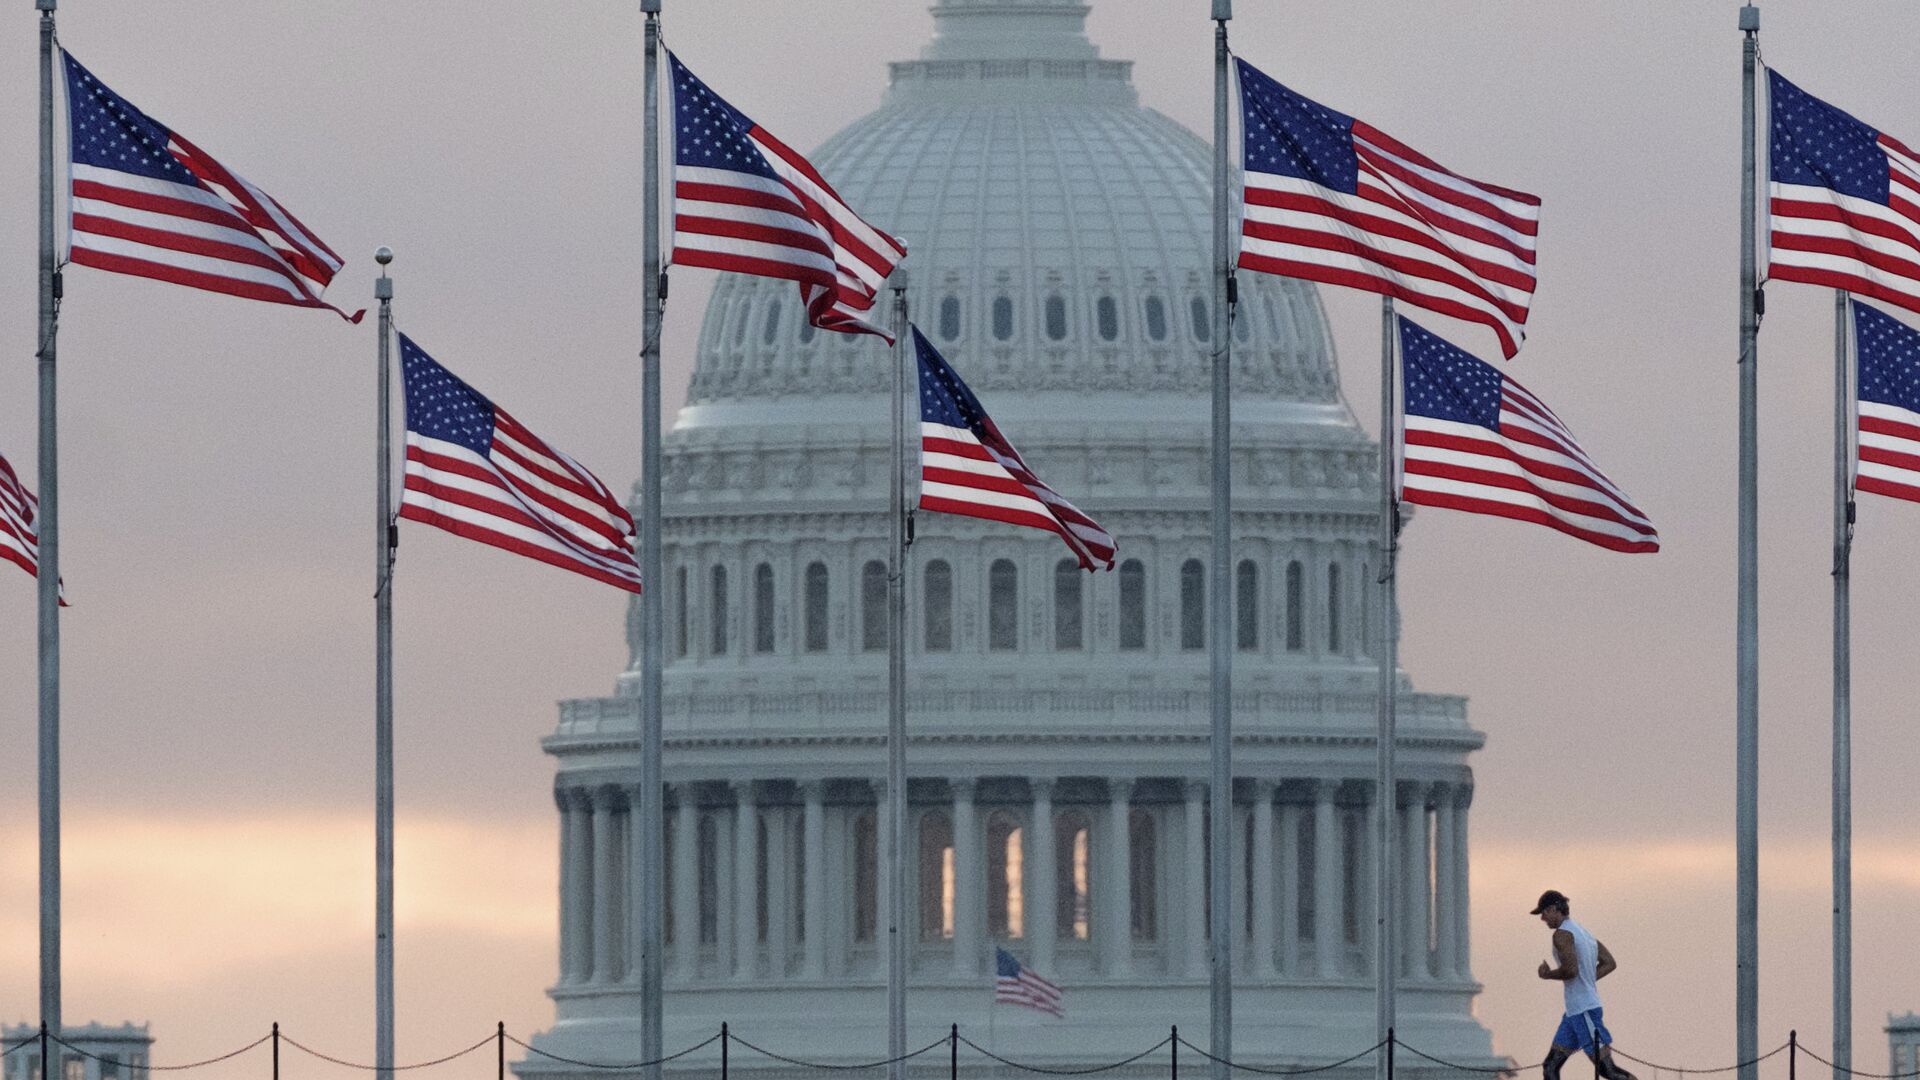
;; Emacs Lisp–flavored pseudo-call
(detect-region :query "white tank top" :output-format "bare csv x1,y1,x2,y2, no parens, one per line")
1558,918,1603,1016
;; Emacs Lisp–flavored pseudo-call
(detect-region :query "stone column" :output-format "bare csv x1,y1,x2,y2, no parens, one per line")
1454,786,1473,979
951,779,980,976
1028,779,1057,976
591,787,621,983
1313,780,1342,979
1402,783,1430,979
767,803,790,977
873,779,890,976
1250,781,1277,978
557,786,590,985
1277,796,1302,977
801,782,827,979
1184,780,1208,976
715,801,734,975
673,785,700,982
732,781,758,979
1434,784,1459,979
1103,779,1134,976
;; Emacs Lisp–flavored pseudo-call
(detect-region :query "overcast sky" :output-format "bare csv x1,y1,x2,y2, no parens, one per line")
1,1,1917,1075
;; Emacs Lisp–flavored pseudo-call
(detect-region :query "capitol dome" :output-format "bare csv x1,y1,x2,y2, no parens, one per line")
526,1,1498,1075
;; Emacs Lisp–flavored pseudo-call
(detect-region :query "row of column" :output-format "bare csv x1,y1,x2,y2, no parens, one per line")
555,777,1472,986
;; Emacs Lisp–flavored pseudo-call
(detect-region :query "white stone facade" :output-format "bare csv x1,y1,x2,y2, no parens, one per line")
522,1,1500,1075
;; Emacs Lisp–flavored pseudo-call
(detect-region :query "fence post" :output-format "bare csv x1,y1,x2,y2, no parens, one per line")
1790,1030,1797,1080
951,1024,958,1080
272,1023,280,1080
721,1023,729,1080
1171,1026,1178,1080
497,1022,506,1080
1387,1027,1395,1080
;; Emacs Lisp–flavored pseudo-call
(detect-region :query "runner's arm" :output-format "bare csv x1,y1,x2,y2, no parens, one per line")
1538,929,1576,980
1595,940,1617,980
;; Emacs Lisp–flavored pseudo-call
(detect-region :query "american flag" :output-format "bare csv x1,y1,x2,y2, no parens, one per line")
1235,58,1541,359
397,335,643,593
0,448,63,602
994,948,1063,1018
669,52,906,340
1398,318,1657,553
1768,70,1920,315
61,52,359,322
1852,300,1920,505
915,329,1116,570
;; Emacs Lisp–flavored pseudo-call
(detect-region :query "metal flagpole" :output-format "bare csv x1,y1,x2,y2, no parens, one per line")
1374,297,1399,1080
887,274,911,1080
1208,6,1234,1080
639,6,667,1080
36,0,64,1056
1830,288,1853,1080
373,246,396,1080
1735,9,1761,1080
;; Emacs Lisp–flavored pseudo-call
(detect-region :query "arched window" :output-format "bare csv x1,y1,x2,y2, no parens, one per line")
1095,295,1119,341
1143,296,1168,341
992,295,1015,341
763,300,783,345
919,811,955,940
804,562,829,653
1119,558,1146,650
940,295,963,341
1179,558,1205,651
862,559,887,652
1190,296,1211,342
988,558,1018,650
753,563,775,654
1233,303,1252,342
1327,562,1342,652
1236,559,1258,652
1054,810,1092,940
924,559,953,652
1044,294,1069,341
698,812,719,944
799,318,816,344
1360,561,1372,657
674,566,689,658
854,810,877,942
1285,560,1305,652
1129,808,1157,941
987,812,1025,939
709,565,729,655
733,303,752,347
1053,559,1083,650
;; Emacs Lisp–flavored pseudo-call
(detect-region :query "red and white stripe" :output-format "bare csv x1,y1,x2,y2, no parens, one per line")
1770,129,1920,315
920,420,1117,572
1401,377,1658,553
996,970,1064,1018
0,449,64,602
1242,119,1541,359
1857,398,1920,504
673,127,904,339
401,409,644,594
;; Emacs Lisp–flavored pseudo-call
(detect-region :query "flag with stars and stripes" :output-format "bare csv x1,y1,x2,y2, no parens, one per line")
669,52,906,341
995,948,1063,1018
61,51,359,322
1398,318,1657,553
0,447,64,603
1852,300,1920,504
397,335,643,593
915,328,1116,570
1768,70,1920,315
1236,57,1541,359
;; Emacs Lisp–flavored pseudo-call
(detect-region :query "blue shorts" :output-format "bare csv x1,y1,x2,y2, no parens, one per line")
1553,1008,1612,1054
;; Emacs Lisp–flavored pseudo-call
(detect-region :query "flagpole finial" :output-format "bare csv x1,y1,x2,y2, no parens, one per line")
1739,5,1759,32
35,0,54,12
375,246,394,267
1212,0,1231,21
641,0,660,12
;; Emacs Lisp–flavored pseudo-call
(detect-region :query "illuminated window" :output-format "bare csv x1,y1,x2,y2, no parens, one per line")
919,812,955,940
987,812,1025,939
1055,810,1092,940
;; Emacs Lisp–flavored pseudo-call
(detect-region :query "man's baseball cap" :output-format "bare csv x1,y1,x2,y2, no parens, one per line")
1530,890,1570,915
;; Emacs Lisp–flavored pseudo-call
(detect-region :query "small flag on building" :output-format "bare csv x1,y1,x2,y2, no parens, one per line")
994,948,1063,1018
1398,318,1658,553
0,448,64,603
915,329,1117,570
61,51,360,321
669,52,906,340
1235,57,1541,359
1851,300,1920,505
1767,70,1920,316
397,335,644,593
